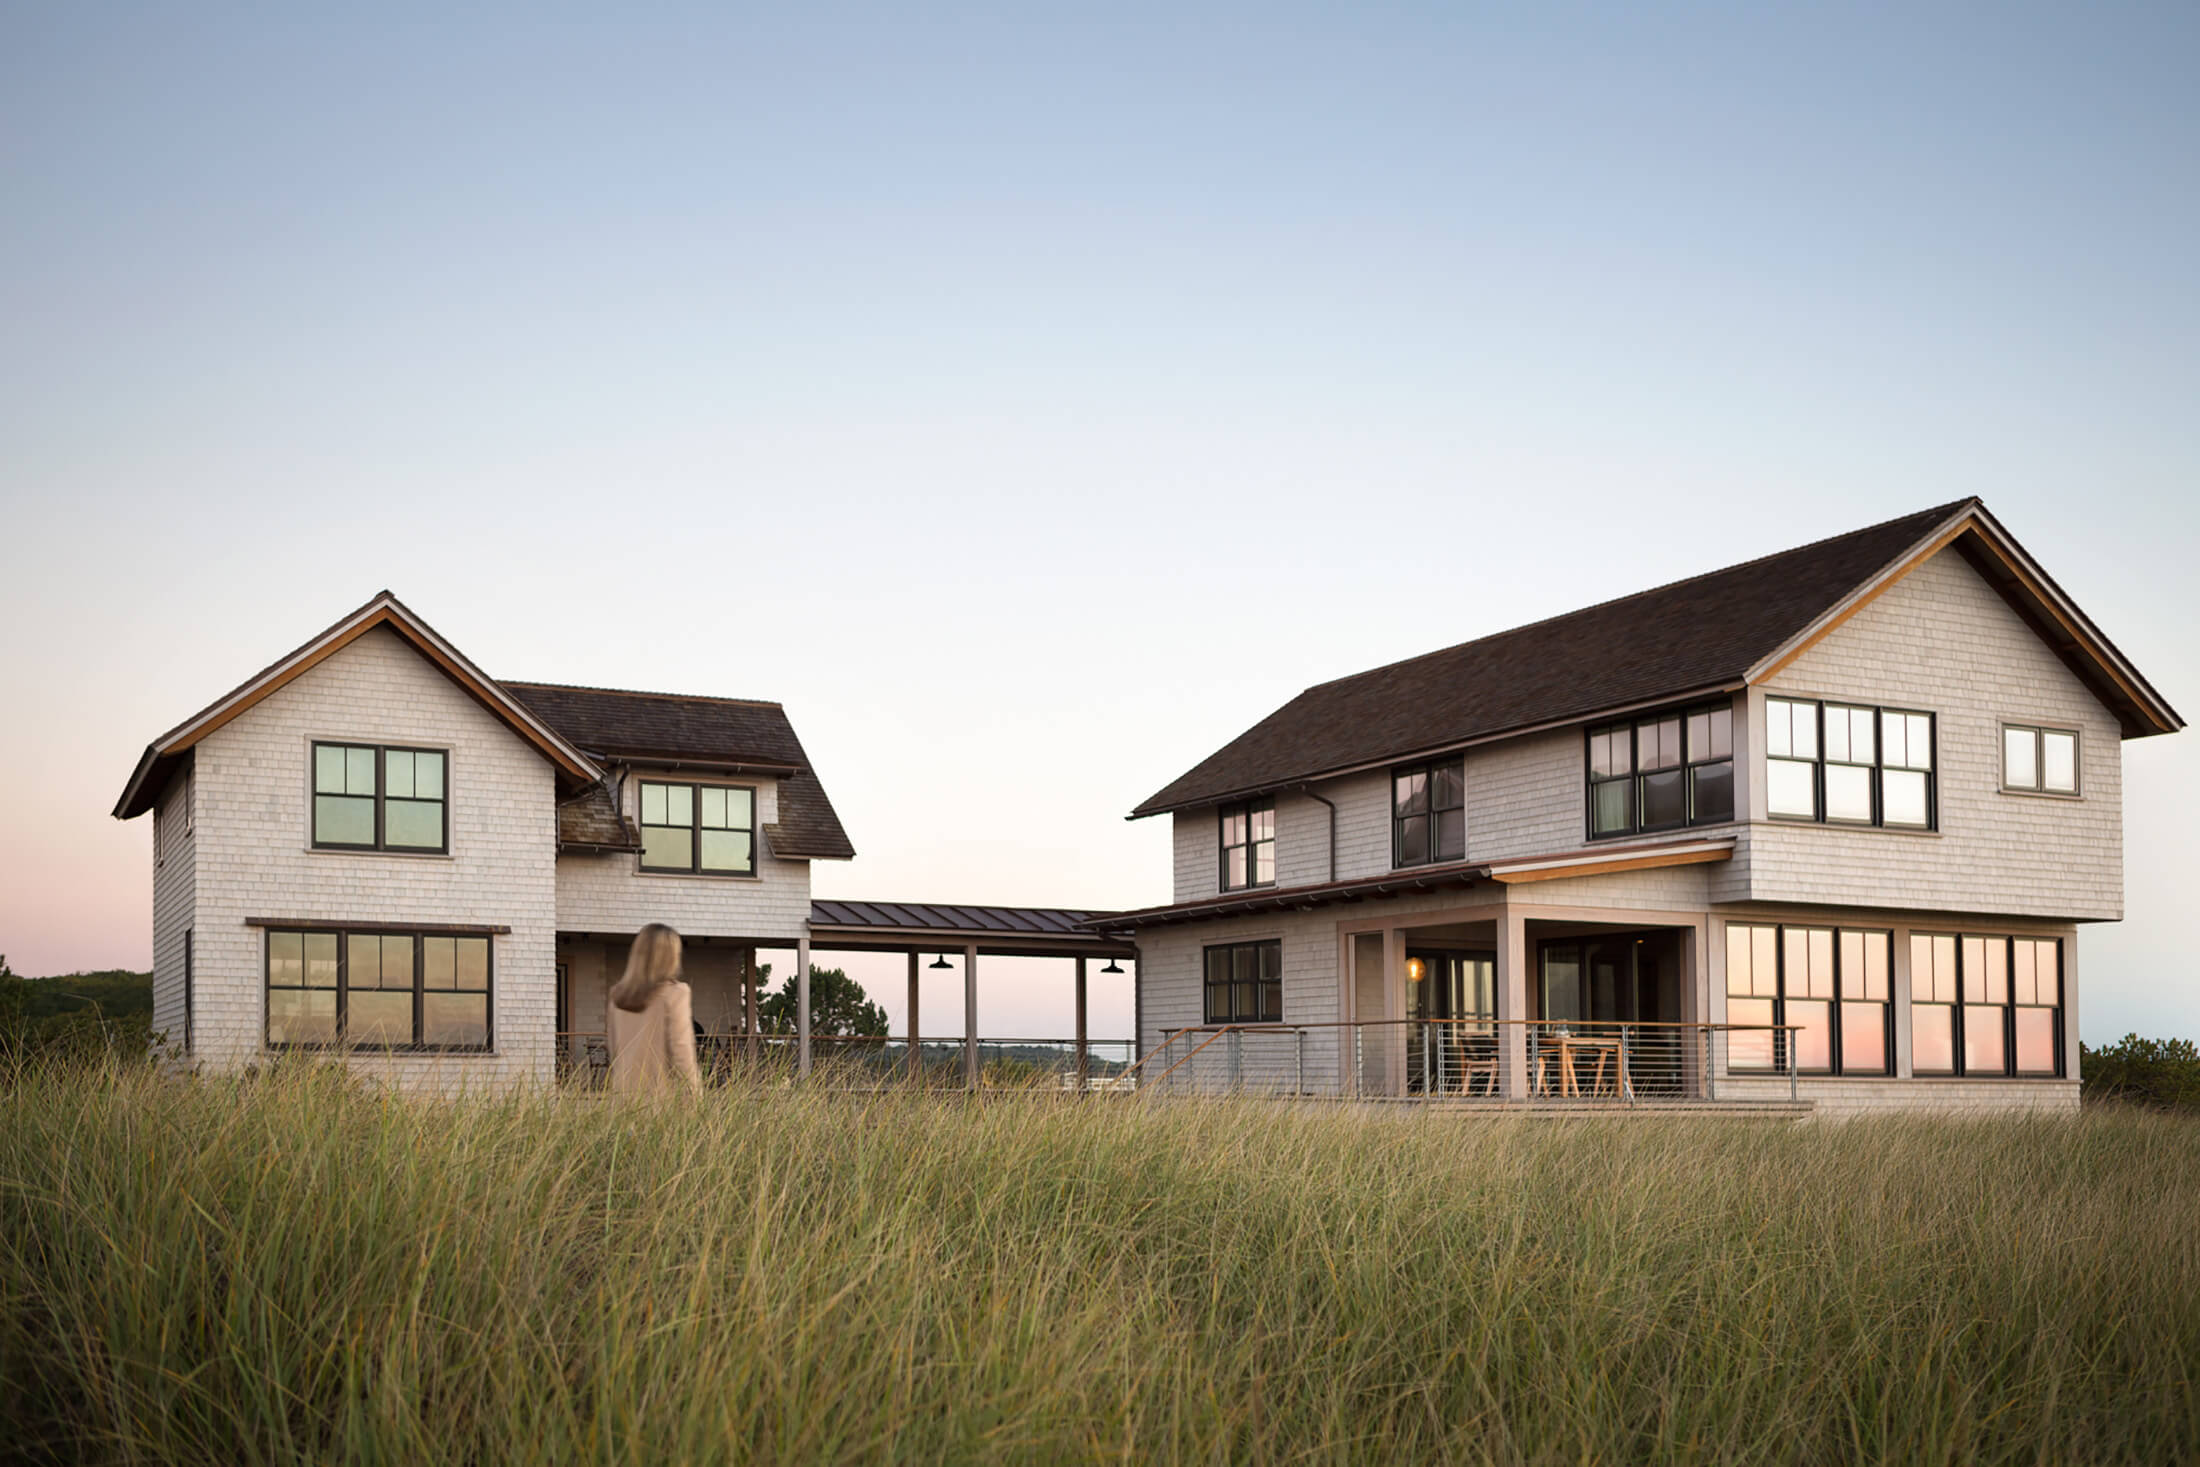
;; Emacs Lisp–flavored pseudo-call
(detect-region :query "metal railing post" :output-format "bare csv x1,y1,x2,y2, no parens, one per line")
1228,1028,1243,1091
1295,1028,1305,1095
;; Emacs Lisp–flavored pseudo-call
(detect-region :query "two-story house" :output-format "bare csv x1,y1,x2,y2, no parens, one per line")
1107,500,2181,1113
112,592,853,1088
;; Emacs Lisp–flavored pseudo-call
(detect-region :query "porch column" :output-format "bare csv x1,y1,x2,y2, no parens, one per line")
907,951,922,1084
1497,905,1529,1099
963,945,980,1091
744,946,760,1064
1074,956,1089,1092
1382,926,1403,1098
796,936,812,1079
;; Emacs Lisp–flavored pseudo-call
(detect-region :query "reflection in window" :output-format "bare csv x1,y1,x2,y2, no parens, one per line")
1911,932,1958,1074
1221,799,1276,890
1910,932,2060,1077
265,927,490,1050
1764,700,1934,830
312,743,447,851
1393,761,1465,867
2003,725,2079,795
1727,922,1890,1074
640,781,755,875
1203,940,1282,1024
1587,703,1732,838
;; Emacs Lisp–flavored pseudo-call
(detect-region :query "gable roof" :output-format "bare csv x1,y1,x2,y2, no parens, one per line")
1132,499,2180,818
502,682,856,860
112,592,601,820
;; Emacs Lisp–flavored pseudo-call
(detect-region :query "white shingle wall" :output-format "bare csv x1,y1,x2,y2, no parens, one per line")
1745,549,2124,919
189,626,560,1091
150,769,196,1051
1172,809,1218,903
554,773,811,941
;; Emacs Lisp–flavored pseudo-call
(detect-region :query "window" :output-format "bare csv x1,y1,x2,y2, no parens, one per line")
312,743,448,852
2003,725,2079,795
265,926,491,1050
1725,923,1892,1074
1393,760,1466,867
1909,933,2062,1077
1220,799,1275,890
1203,940,1282,1024
1587,703,1733,838
1763,699,1934,830
639,781,755,875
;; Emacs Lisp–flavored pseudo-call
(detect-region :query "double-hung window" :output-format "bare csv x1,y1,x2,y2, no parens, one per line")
1393,761,1465,867
640,781,756,875
2003,725,2079,795
1764,699,1934,829
1587,704,1733,839
312,743,448,852
265,926,491,1050
1202,940,1282,1024
1724,922,1891,1074
1911,933,2063,1077
1220,799,1275,890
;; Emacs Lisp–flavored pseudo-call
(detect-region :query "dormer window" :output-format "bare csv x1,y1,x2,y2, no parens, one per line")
639,781,756,875
312,743,448,853
1393,760,1465,867
1587,704,1732,839
1220,799,1275,889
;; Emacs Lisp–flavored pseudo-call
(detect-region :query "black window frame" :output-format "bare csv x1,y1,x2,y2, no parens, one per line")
1392,759,1466,869
1763,699,1937,831
2001,723,2081,797
310,741,452,855
1585,701,1735,841
1909,932,2064,1078
1722,922,1894,1076
637,779,759,877
1202,939,1283,1025
1219,798,1276,892
183,928,194,1055
263,924,494,1053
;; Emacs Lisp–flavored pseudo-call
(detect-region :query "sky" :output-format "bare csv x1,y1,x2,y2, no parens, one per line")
2,2,2195,1043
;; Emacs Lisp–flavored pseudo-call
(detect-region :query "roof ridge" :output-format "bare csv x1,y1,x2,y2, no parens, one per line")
500,679,785,710
1299,498,1976,696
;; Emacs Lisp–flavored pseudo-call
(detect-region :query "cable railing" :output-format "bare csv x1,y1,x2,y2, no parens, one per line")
553,1032,1138,1091
1129,1018,1807,1105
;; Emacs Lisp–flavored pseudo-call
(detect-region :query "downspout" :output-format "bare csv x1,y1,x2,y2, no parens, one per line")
1295,784,1338,884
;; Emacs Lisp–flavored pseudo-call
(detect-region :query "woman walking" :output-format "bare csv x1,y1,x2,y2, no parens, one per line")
606,922,702,1095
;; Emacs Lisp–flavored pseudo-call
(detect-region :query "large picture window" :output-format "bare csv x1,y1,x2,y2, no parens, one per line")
1587,703,1733,839
1203,940,1282,1024
312,743,448,852
639,781,756,875
1763,699,1934,830
2002,725,2079,795
1220,799,1275,890
1724,923,1891,1074
1393,760,1465,867
1911,933,2062,1077
265,926,491,1050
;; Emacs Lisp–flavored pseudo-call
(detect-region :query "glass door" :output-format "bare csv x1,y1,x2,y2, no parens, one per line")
1408,950,1498,1094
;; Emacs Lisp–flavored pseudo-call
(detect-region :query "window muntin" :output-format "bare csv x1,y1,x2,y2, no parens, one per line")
312,743,448,852
1587,703,1733,839
1725,923,1891,1075
1220,799,1276,890
2003,725,2079,795
1909,933,2062,1078
639,781,756,875
1203,940,1282,1024
1763,700,1934,830
265,927,490,1051
1393,761,1465,867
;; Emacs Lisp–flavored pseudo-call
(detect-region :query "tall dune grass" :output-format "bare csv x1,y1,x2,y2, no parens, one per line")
3,1060,2196,1465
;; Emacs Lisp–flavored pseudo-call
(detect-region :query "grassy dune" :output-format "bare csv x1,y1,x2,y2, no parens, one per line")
3,1064,2196,1465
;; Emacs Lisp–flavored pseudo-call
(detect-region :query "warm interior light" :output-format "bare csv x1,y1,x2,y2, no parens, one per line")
1405,956,1427,983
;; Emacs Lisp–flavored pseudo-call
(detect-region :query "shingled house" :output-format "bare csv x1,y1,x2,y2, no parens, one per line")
112,592,854,1087
1107,501,2181,1113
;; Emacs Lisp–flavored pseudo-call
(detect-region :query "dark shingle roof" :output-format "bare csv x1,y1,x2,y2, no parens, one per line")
1133,501,1972,816
505,681,854,860
557,784,641,852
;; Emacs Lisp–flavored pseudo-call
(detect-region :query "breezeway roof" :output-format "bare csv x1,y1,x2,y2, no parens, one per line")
808,900,1135,958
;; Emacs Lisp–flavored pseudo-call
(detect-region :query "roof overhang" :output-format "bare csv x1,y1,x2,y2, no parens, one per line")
113,592,602,820
1747,502,2183,739
808,900,1138,959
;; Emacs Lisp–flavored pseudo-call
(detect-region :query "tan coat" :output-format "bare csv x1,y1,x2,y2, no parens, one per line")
607,979,702,1096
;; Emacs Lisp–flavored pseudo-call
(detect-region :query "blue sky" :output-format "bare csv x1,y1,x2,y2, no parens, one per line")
2,3,2195,1041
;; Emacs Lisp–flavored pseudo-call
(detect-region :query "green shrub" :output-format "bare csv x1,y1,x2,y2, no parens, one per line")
2083,1033,2200,1109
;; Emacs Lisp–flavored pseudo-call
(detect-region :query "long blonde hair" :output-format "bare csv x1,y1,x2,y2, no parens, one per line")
610,923,684,1013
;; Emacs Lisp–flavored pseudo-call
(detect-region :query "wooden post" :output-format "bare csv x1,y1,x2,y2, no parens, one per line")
1497,905,1529,1099
796,936,812,1079
907,950,922,1084
963,945,979,1091
744,946,760,1065
1074,956,1089,1092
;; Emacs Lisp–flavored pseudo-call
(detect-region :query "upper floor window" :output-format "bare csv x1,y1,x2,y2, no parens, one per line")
313,743,448,853
639,781,755,875
2003,725,2079,795
265,926,491,1051
1910,933,2061,1077
1393,760,1465,867
1764,699,1934,830
1587,704,1732,839
1220,799,1275,890
1203,939,1282,1024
